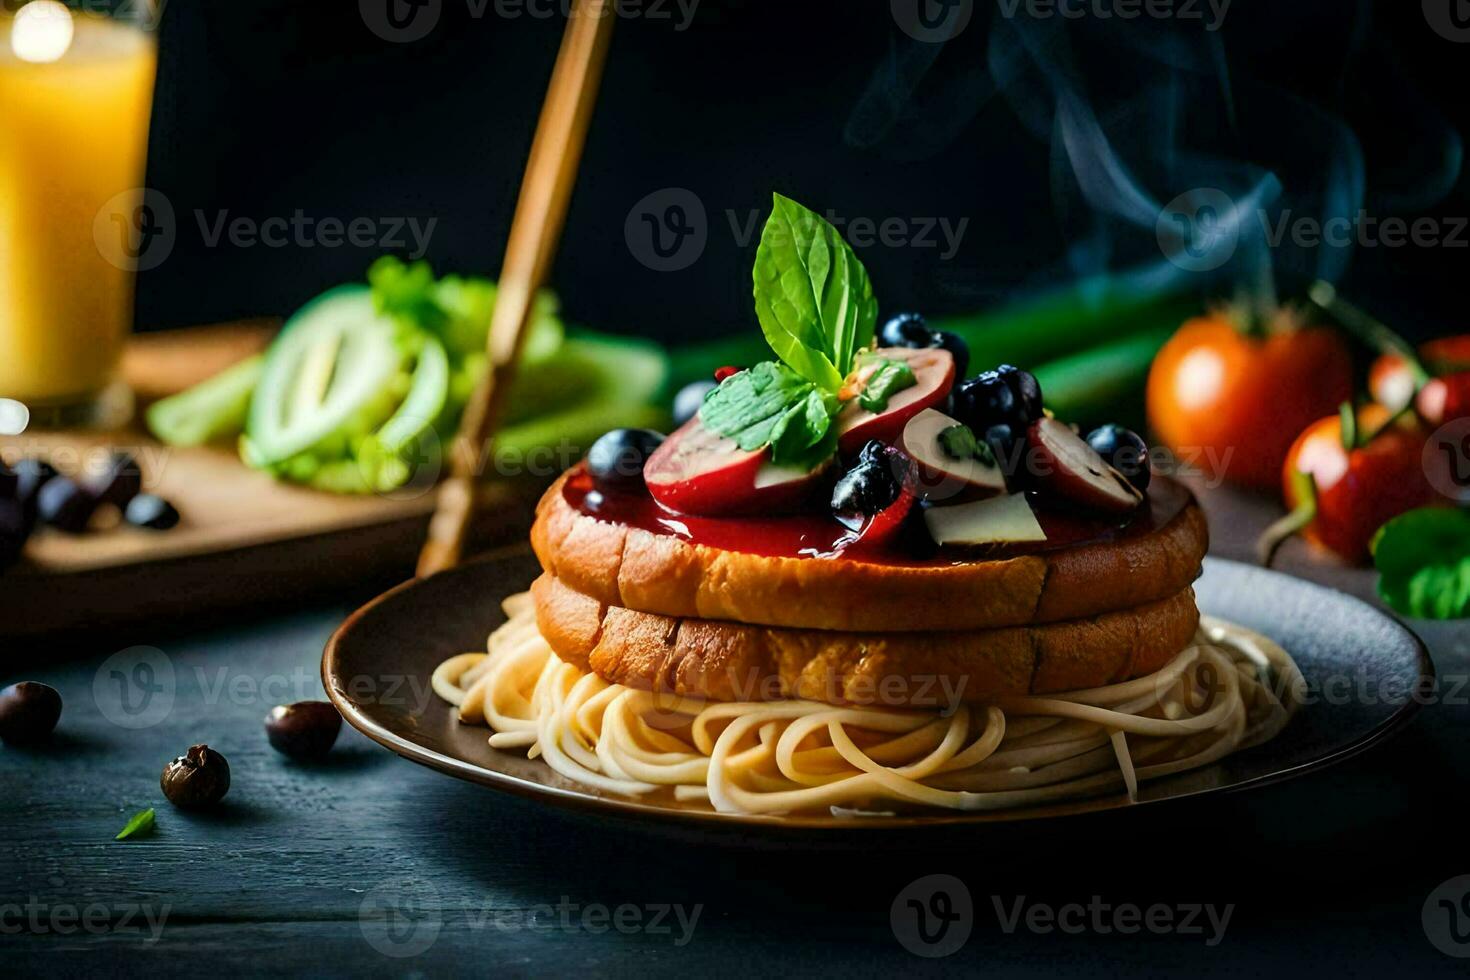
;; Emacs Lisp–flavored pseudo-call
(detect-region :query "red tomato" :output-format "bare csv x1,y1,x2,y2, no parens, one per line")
1147,313,1354,491
1415,370,1470,427
1368,335,1470,412
1282,404,1442,562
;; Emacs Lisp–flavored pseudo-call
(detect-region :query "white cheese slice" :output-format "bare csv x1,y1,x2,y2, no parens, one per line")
924,492,1047,546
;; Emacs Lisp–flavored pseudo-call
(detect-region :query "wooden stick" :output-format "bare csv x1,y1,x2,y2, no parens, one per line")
417,0,616,577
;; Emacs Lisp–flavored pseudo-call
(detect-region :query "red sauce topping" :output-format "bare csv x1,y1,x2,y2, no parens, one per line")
563,470,1190,567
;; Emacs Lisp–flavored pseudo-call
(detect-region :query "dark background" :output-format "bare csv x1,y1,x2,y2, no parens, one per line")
135,0,1469,345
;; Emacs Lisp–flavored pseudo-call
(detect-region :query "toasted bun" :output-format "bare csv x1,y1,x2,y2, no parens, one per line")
531,472,1208,632
532,573,1201,707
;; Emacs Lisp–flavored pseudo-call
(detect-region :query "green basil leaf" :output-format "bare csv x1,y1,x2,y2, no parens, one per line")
857,358,917,412
769,386,839,467
115,808,156,842
700,362,839,469
775,418,839,472
751,194,876,389
939,423,982,461
1372,508,1470,619
700,362,818,452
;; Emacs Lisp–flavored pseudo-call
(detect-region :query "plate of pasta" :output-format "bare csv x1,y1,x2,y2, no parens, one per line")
323,547,1431,830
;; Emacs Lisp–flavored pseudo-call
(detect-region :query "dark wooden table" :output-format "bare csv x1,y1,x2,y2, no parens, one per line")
5,482,1469,977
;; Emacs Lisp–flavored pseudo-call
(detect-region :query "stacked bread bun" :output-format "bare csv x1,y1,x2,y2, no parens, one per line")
528,467,1208,708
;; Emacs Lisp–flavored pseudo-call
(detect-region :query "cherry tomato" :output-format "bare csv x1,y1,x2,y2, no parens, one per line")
1368,335,1470,412
1414,370,1470,427
1147,312,1354,491
1281,404,1442,562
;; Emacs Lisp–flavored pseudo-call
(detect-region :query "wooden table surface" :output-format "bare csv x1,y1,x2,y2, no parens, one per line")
4,481,1468,977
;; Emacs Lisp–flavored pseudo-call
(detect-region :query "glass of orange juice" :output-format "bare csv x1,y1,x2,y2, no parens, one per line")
0,1,158,428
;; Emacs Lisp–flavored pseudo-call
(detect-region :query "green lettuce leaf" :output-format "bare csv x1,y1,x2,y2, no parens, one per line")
368,256,562,364
1372,508,1470,619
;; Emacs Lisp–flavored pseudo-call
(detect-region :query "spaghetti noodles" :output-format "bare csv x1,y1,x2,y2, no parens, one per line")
432,593,1304,816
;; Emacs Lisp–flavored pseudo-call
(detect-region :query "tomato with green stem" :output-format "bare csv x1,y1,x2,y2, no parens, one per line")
1369,335,1470,413
1146,305,1353,491
1260,402,1443,564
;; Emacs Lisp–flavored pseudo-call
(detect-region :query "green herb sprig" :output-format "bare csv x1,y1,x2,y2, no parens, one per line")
701,194,889,468
115,808,156,842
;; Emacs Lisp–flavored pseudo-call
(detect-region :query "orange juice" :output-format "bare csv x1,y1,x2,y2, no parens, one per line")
0,8,156,410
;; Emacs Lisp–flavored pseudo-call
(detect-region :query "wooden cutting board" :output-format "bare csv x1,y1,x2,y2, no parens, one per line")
2,324,544,640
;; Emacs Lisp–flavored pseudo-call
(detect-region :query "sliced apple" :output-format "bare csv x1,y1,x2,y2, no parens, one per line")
835,347,955,454
900,408,1006,503
643,417,828,516
924,493,1047,546
1027,416,1143,514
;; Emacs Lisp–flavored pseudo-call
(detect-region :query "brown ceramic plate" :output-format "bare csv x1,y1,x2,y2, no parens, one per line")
323,548,1432,831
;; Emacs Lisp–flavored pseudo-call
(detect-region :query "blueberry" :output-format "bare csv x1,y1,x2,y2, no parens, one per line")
995,365,1044,421
587,428,665,494
878,312,937,349
36,477,97,533
125,494,180,530
857,439,890,467
952,372,1020,431
1086,424,1152,491
83,452,143,509
984,423,1026,479
857,439,915,487
830,461,901,531
672,380,716,428
934,331,970,379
